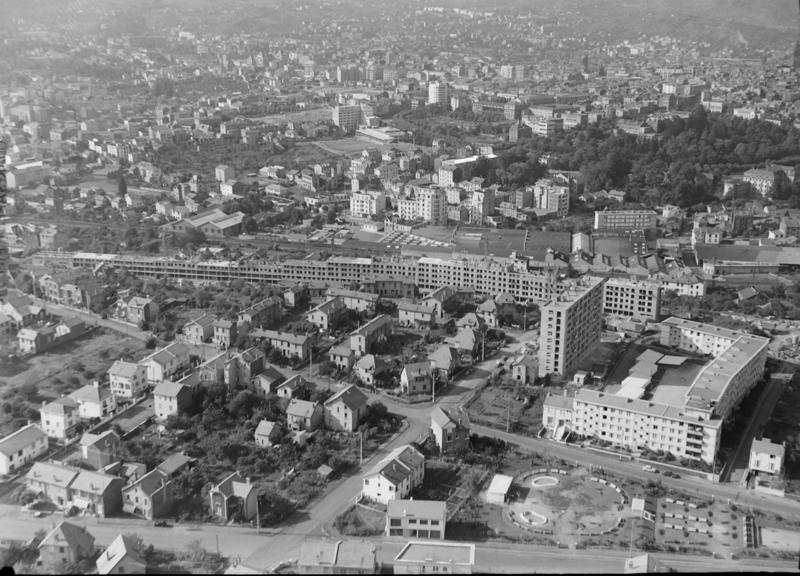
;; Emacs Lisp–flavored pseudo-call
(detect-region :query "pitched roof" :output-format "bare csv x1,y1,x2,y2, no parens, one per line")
70,470,120,495
41,396,79,415
255,420,275,437
156,453,194,476
96,534,145,575
124,469,170,498
0,423,47,457
428,345,459,369
430,406,466,430
324,385,368,411
27,461,80,489
403,361,432,377
154,380,189,398
79,430,119,450
287,399,319,419
39,521,95,553
108,360,141,379
69,383,112,404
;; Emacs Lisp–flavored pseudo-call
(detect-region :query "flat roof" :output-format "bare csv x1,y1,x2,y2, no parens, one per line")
487,473,513,495
387,499,447,518
575,389,722,428
394,541,475,565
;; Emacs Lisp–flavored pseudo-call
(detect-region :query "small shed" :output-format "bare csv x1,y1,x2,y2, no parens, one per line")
317,464,333,480
486,474,513,505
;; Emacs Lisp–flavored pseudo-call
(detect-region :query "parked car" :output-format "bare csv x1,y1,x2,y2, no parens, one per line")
642,465,656,473
154,520,172,528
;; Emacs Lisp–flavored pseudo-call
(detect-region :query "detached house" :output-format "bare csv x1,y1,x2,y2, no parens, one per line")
95,534,147,575
0,423,49,476
324,385,369,433
122,469,173,520
69,382,117,420
40,397,80,440
362,444,425,505
430,407,470,454
183,313,215,344
209,472,258,522
258,330,310,361
307,297,347,331
37,521,95,573
350,314,392,358
421,286,457,320
139,342,191,385
26,462,80,507
124,296,159,326
400,361,434,395
108,361,147,399
275,375,308,399
287,399,323,432
428,345,460,382
477,299,499,328
254,420,277,448
354,354,386,386
213,318,237,348
153,381,193,421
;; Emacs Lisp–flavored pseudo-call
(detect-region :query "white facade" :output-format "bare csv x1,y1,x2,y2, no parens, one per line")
538,277,605,378
0,424,49,475
427,82,449,106
108,361,147,399
350,190,386,218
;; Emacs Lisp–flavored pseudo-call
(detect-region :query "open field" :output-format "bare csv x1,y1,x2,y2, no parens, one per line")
0,329,146,436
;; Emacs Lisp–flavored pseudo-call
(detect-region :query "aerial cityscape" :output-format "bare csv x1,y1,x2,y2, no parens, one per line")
1,0,800,573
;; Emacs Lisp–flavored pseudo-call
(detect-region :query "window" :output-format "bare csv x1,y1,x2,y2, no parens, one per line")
390,518,402,527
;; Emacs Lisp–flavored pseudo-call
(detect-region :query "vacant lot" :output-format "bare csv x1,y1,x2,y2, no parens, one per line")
0,329,145,436
466,381,542,435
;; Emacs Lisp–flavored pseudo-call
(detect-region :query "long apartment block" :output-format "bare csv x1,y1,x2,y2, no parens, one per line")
553,317,768,464
37,251,572,304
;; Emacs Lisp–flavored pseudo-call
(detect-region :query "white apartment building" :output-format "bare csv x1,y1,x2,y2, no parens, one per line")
571,389,722,464
742,169,775,197
427,82,449,106
659,318,769,421
603,278,661,321
469,189,494,225
594,210,658,231
400,186,447,225
333,105,363,133
531,179,569,217
350,190,386,218
538,276,605,378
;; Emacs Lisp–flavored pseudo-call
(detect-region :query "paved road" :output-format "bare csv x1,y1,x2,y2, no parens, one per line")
0,505,268,559
471,424,800,520
376,539,798,573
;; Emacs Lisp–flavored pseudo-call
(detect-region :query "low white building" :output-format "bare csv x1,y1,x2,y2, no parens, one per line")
69,382,117,420
108,361,147,399
0,423,49,476
486,474,513,505
749,438,785,475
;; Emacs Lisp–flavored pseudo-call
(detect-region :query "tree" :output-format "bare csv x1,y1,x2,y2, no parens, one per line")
117,173,128,198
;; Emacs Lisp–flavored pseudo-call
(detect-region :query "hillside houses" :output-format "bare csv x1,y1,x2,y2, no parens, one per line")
362,444,425,505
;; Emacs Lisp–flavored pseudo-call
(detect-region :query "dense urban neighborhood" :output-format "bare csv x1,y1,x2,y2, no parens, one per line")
1,0,800,573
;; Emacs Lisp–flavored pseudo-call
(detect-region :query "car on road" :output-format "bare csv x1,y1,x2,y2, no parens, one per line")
663,470,681,479
154,520,172,528
642,465,656,473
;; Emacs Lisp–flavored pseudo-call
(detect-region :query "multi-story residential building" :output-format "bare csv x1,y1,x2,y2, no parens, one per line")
26,462,79,507
538,276,605,378
215,165,234,182
469,189,495,224
69,382,117,420
556,318,769,464
212,319,237,349
427,82,449,106
122,469,173,520
257,330,310,361
362,444,425,505
659,318,768,421
402,186,448,225
602,278,661,321
350,190,386,218
400,361,434,395
307,297,348,331
350,314,393,357
333,105,363,133
323,384,369,433
531,117,563,136
237,297,283,328
183,314,215,344
153,381,193,421
386,499,447,540
68,470,124,517
531,179,569,217
594,210,658,231
139,342,192,386
108,361,147,399
40,397,81,440
392,541,475,575
287,399,323,431
0,423,49,475
397,302,437,327
326,288,379,312
430,407,469,454
743,168,776,197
